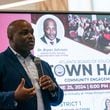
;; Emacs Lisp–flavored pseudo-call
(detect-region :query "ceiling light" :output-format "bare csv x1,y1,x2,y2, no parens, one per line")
0,0,45,9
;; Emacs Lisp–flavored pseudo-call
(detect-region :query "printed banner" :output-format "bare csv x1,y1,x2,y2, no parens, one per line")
0,12,110,110
32,13,110,110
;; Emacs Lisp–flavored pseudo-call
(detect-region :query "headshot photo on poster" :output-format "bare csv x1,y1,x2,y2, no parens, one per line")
32,14,65,47
104,98,110,110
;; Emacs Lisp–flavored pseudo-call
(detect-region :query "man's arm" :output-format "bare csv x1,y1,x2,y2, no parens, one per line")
0,91,17,109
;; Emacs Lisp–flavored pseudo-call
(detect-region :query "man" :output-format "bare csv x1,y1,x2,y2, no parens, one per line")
0,19,64,110
40,18,60,45
104,99,110,110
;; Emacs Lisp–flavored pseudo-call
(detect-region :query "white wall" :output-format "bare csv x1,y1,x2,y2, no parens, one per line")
68,0,110,12
92,0,110,12
68,0,92,11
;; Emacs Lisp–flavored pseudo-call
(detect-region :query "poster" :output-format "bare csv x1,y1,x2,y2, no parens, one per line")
0,12,110,110
32,13,110,110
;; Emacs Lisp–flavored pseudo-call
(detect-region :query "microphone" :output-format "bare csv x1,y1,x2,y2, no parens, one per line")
33,57,45,109
34,57,44,78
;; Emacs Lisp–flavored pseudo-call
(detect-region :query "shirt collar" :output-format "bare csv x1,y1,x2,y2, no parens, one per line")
9,46,31,59
45,36,56,45
9,46,18,55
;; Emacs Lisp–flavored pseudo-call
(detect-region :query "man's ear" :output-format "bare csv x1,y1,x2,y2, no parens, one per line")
7,27,14,40
8,34,14,42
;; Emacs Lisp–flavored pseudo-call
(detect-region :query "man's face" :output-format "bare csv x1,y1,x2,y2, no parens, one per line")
44,20,57,41
106,99,110,108
9,20,35,53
